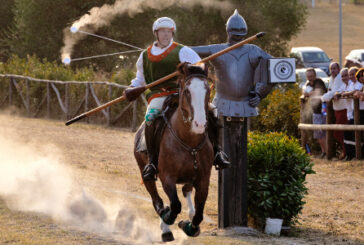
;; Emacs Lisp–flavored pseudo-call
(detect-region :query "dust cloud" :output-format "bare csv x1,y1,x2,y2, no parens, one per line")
0,128,160,243
61,0,233,62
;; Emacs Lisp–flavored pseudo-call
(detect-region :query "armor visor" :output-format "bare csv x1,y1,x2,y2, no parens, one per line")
226,9,248,36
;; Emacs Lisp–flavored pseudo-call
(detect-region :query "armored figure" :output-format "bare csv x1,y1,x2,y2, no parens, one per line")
192,9,273,228
193,9,272,116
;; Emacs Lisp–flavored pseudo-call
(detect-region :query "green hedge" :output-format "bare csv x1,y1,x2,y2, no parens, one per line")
248,131,315,226
251,84,301,138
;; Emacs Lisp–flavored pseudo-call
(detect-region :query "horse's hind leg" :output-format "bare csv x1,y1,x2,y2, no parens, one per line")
160,218,174,242
135,151,165,215
182,184,195,220
178,179,209,237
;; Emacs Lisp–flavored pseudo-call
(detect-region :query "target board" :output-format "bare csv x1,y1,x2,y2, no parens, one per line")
268,58,296,83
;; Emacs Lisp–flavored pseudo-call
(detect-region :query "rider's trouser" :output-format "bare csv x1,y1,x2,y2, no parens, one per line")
145,97,168,167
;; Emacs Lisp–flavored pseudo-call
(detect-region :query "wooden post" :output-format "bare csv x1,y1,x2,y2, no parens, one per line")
9,78,13,106
65,83,69,120
326,101,335,160
354,98,362,159
47,82,51,118
85,83,89,123
26,79,30,116
300,97,306,148
107,85,112,126
132,99,138,132
219,118,247,228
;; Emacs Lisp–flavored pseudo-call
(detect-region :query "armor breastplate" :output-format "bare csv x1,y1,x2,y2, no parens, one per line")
192,43,272,117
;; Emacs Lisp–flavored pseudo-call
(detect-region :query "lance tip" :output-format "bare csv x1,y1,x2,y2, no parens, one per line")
256,32,266,38
70,26,78,33
63,57,71,65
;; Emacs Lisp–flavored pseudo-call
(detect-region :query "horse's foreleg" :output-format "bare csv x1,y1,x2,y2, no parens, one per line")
160,178,181,225
182,184,195,220
178,180,209,237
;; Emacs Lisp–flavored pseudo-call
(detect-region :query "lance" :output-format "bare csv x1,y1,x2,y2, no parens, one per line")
65,32,265,126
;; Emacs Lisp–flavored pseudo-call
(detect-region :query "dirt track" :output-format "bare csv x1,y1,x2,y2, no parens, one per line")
0,112,363,245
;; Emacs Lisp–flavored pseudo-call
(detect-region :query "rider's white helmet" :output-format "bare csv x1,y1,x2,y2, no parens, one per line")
152,17,176,33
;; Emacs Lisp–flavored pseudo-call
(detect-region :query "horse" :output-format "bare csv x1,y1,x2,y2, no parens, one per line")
133,63,214,242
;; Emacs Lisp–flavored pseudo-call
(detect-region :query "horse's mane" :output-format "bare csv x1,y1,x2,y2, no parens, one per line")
177,63,208,78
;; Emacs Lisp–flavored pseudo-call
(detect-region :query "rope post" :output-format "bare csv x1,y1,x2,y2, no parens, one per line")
326,101,335,160
47,82,51,118
107,85,112,126
26,79,30,116
354,98,362,159
85,83,89,123
132,99,138,132
65,83,70,120
9,77,13,106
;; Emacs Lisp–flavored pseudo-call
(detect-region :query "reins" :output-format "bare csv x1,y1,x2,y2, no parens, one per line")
162,108,208,170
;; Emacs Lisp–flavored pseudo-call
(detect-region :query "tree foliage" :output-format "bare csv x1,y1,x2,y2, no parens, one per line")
0,0,307,71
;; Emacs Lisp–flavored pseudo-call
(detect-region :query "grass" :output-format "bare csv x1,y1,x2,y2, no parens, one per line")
289,2,364,65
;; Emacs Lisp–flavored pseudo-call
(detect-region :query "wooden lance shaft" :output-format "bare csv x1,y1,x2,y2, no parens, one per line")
65,32,266,126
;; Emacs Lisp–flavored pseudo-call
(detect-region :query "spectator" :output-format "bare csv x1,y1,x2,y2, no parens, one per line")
302,68,327,158
322,63,348,160
338,68,356,159
353,68,364,157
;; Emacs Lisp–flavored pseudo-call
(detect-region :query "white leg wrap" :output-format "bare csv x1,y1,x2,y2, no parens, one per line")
185,192,195,221
160,218,171,233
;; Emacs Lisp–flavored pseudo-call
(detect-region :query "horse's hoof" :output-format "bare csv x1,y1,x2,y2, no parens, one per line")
161,231,174,242
178,220,200,237
161,207,177,225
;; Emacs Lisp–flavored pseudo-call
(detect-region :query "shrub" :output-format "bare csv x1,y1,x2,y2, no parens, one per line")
0,55,144,127
251,84,301,138
247,131,315,226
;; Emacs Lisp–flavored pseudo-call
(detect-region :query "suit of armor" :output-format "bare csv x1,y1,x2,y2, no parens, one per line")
192,43,272,117
191,9,274,228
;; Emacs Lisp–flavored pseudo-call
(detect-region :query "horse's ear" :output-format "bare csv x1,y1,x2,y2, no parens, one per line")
203,64,208,77
177,62,191,76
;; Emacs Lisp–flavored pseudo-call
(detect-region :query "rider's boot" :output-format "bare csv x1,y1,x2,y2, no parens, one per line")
207,108,231,170
143,120,158,181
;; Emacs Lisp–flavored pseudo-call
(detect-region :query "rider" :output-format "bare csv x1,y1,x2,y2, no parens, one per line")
124,17,230,181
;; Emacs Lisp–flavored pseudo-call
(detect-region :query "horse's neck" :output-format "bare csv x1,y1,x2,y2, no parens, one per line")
170,107,205,146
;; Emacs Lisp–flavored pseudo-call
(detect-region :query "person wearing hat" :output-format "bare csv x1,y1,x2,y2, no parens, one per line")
124,17,230,181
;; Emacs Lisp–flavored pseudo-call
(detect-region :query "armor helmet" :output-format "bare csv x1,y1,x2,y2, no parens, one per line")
152,17,176,33
226,9,247,36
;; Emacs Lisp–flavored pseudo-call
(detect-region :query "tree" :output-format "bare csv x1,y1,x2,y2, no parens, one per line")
1,0,116,62
2,0,307,71
0,0,15,60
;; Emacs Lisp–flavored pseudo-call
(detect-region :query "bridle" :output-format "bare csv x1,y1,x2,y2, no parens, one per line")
161,72,211,169
179,74,211,125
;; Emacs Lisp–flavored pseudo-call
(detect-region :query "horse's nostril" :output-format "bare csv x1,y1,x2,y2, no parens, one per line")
194,121,199,127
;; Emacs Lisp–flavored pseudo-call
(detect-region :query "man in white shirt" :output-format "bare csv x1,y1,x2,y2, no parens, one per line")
322,63,348,160
337,68,356,159
124,17,230,181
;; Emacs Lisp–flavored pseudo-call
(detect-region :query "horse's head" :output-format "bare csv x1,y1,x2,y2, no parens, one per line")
177,63,211,134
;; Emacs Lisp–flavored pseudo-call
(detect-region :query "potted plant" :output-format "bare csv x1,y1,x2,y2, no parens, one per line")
247,132,315,235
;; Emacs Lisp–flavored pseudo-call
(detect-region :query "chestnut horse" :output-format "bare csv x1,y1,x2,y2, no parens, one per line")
134,64,213,242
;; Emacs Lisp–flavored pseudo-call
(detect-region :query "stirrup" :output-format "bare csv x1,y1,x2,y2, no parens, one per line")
142,163,157,181
214,151,231,170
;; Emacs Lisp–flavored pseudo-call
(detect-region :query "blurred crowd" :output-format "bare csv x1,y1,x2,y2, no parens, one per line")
302,63,364,160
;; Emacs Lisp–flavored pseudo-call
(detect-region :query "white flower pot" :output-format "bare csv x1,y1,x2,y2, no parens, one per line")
264,218,283,235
